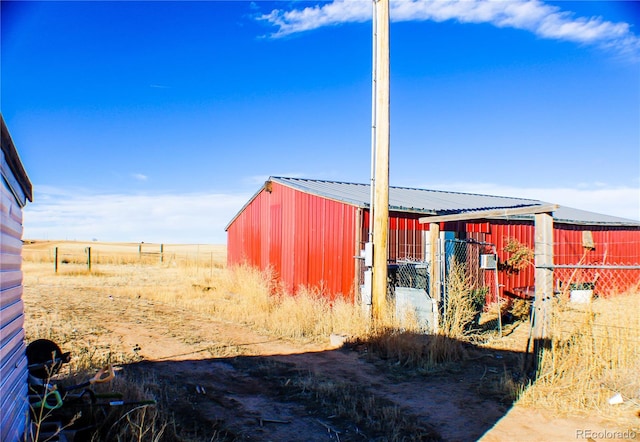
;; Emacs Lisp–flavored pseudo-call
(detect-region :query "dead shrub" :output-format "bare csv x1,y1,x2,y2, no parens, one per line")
441,258,485,339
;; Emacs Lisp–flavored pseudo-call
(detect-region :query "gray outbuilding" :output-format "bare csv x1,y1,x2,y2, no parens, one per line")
1,114,33,441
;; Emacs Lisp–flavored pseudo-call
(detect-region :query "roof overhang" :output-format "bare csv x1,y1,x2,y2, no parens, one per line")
419,204,559,224
1,114,33,205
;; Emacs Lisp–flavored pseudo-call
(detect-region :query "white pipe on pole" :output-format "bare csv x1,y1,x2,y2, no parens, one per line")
369,0,377,242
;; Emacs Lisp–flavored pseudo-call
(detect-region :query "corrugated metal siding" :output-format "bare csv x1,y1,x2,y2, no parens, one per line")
553,224,640,296
388,212,429,261
228,177,640,302
484,221,536,297
0,179,28,442
227,182,359,299
473,220,640,297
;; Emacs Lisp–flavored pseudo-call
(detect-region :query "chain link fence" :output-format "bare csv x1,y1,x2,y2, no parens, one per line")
552,238,640,300
359,229,639,339
383,238,501,332
441,239,497,303
553,264,640,300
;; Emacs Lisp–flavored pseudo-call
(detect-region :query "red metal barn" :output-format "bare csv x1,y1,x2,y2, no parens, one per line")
1,115,33,441
226,177,640,301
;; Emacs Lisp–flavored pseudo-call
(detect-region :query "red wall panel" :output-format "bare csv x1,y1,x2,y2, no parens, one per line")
477,221,640,297
227,182,360,300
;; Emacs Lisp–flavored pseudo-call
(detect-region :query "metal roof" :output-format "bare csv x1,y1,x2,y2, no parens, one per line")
1,114,33,204
270,176,640,227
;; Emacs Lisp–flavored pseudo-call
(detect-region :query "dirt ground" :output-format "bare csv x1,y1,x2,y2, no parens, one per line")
21,253,639,441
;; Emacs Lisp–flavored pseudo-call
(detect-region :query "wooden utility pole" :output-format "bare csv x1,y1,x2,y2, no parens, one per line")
371,0,390,321
533,212,554,374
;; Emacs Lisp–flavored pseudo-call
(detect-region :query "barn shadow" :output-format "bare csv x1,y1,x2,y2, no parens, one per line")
114,333,533,442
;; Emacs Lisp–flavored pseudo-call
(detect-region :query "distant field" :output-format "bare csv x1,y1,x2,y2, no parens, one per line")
22,239,227,268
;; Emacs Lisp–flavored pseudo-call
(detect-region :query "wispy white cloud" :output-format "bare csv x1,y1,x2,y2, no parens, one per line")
132,173,148,182
259,0,640,57
23,187,250,244
259,0,370,36
413,181,640,221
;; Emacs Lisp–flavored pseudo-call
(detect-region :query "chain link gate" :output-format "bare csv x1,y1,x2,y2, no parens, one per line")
439,239,499,330
379,238,499,332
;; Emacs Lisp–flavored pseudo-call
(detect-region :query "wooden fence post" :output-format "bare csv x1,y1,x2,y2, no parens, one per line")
86,247,92,272
160,244,164,263
54,247,59,273
533,212,554,375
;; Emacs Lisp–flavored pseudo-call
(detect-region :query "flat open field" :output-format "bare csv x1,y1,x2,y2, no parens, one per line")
21,241,639,441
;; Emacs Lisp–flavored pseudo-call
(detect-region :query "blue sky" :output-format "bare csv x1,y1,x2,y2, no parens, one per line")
2,0,639,244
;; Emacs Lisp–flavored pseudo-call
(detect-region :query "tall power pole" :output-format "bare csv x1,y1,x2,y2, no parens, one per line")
371,0,390,321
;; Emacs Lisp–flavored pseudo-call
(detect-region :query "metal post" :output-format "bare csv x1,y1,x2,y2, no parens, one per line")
495,258,502,337
369,0,377,243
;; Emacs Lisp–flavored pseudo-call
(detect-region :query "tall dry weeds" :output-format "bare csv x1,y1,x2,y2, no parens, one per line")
354,258,485,371
519,290,640,420
189,264,372,341
441,258,484,339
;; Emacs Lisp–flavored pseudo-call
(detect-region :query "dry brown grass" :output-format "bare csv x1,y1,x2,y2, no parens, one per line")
441,258,485,339
21,240,640,437
22,240,226,270
518,290,640,421
354,258,488,372
287,372,441,441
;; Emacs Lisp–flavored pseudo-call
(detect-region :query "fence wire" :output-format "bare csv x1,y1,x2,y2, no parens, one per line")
22,243,227,271
553,264,640,298
553,239,640,297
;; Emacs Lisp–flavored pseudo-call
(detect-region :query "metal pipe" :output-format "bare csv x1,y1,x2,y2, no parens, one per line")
369,0,377,243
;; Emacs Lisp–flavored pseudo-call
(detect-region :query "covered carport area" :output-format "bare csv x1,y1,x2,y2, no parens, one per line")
420,203,558,372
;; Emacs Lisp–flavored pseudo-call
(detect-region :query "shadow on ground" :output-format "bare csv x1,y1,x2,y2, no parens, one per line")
119,333,531,442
